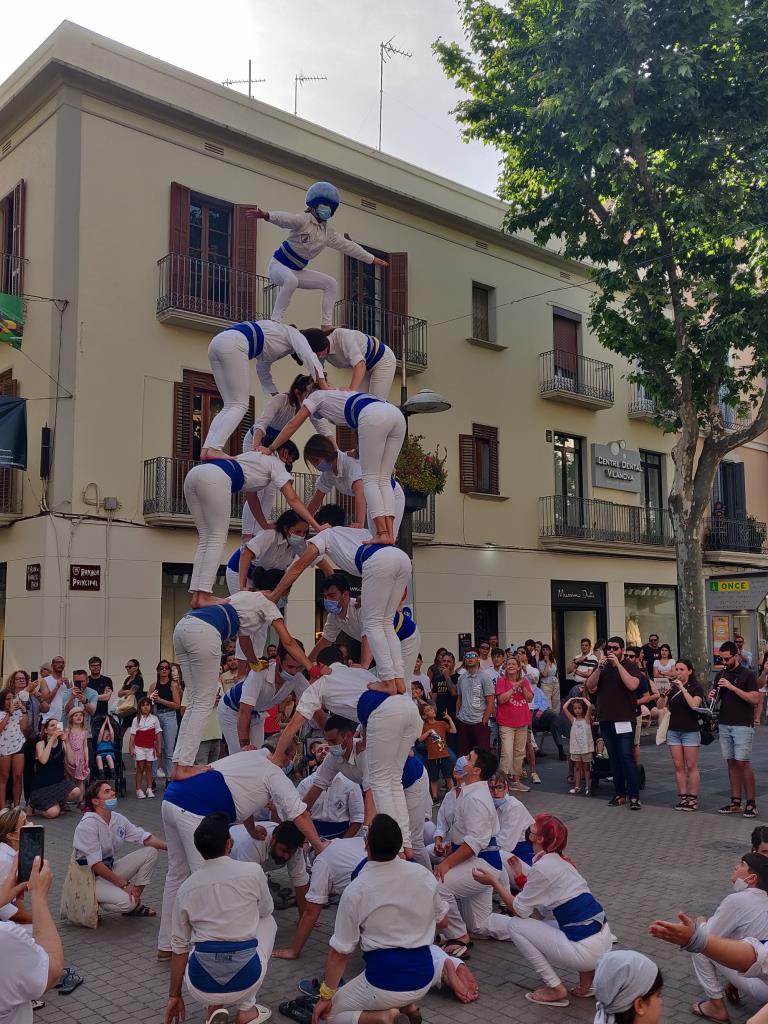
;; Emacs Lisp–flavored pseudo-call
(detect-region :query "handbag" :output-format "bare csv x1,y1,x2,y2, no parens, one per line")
655,707,671,745
115,693,137,718
60,853,98,929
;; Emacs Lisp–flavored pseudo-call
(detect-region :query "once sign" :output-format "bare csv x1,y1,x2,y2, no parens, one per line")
591,442,642,493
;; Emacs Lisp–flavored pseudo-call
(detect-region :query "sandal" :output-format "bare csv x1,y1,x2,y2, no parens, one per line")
570,987,594,998
279,997,316,1024
629,799,641,811
57,967,84,995
524,992,570,1008
674,794,689,810
607,796,626,807
691,1000,730,1022
744,800,758,818
683,796,699,812
123,903,156,917
439,940,470,960
718,799,742,814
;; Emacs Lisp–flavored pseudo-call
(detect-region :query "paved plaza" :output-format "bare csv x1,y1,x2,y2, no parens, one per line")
32,733,768,1024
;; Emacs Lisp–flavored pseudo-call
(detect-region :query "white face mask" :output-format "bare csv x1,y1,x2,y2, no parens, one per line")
286,534,305,549
733,877,750,892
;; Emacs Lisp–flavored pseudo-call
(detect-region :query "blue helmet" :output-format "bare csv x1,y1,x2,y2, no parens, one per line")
305,181,340,213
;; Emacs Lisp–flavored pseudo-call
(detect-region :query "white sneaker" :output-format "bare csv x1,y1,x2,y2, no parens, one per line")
136,789,145,799
146,788,156,798
157,768,166,779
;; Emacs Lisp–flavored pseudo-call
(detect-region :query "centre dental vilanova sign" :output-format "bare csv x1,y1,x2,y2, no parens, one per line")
591,442,642,493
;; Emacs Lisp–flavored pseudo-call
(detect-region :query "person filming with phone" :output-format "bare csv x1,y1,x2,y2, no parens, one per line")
712,640,761,819
586,636,643,810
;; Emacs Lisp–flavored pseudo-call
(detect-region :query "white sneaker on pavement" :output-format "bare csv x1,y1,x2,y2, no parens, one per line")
136,789,145,799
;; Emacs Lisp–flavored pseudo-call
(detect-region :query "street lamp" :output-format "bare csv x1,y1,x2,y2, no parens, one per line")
397,386,451,559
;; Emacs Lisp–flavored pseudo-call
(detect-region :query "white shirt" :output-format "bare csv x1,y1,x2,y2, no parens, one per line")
322,599,364,644
495,795,534,852
310,526,372,576
450,780,499,855
330,858,447,955
0,921,49,1024
252,391,334,441
316,450,363,497
512,852,595,920
245,531,303,572
433,787,460,843
305,836,367,906
323,327,387,371
240,663,309,714
298,770,364,826
40,675,66,723
0,843,18,921
268,210,375,268
73,811,150,866
228,820,309,889
703,888,768,942
212,749,306,822
572,652,599,681
296,665,379,724
171,855,274,954
236,451,292,493
302,389,377,428
253,320,325,396
228,591,283,638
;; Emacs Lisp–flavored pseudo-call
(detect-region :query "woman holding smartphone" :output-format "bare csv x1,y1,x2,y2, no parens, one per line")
0,688,28,809
28,719,81,818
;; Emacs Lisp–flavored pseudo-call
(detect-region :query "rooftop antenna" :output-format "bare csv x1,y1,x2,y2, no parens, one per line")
378,37,412,151
222,60,266,99
294,73,327,117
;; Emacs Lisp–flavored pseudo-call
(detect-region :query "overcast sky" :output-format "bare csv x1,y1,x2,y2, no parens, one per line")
1,0,503,198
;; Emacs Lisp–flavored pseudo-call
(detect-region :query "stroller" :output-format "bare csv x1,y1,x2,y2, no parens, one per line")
92,712,127,797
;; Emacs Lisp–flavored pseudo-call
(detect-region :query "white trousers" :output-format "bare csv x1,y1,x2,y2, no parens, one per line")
692,951,768,1002
361,547,412,680
366,695,422,848
269,257,338,326
173,617,223,766
217,701,265,756
226,566,240,596
401,626,421,682
329,969,431,1024
158,800,205,951
363,349,397,400
357,403,406,520
405,769,431,868
438,858,503,940
185,915,277,1011
423,820,436,847
95,846,160,914
204,329,251,450
365,482,405,539
185,463,231,594
487,916,612,988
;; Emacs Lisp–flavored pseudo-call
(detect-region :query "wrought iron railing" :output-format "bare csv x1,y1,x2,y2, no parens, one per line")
539,495,673,546
412,492,436,537
0,468,22,517
703,516,767,554
628,381,657,417
0,252,25,296
333,299,427,369
157,253,275,323
538,350,614,403
719,402,753,432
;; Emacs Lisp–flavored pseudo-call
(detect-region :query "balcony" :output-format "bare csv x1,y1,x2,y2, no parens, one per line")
539,495,672,555
412,492,436,541
156,253,275,333
0,468,22,525
333,299,428,373
703,516,767,556
538,351,614,409
720,403,753,432
628,382,657,421
0,252,25,296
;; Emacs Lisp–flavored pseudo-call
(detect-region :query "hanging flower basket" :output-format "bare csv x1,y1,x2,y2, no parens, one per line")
395,434,447,502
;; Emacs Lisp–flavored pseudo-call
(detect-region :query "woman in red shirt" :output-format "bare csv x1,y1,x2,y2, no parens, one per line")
496,656,533,793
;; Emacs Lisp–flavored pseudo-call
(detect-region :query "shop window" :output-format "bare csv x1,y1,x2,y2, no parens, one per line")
624,583,679,657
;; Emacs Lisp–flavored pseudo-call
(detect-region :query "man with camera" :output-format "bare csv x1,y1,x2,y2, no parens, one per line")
586,636,643,810
713,640,760,818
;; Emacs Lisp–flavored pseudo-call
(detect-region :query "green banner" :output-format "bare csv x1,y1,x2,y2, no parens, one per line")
0,293,23,349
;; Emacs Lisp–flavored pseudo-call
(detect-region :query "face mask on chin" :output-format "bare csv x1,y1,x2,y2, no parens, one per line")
104,798,118,811
733,877,750,892
492,796,506,808
328,743,346,757
324,599,342,615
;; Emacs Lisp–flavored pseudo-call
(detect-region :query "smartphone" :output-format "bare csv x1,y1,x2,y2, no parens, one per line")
18,826,44,883
30,671,38,683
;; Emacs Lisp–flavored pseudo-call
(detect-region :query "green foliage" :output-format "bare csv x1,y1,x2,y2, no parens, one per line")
435,0,768,432
395,434,448,495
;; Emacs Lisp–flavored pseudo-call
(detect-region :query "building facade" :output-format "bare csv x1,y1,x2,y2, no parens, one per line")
1,22,766,678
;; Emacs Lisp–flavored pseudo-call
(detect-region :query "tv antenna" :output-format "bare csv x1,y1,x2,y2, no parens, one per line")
378,37,412,151
294,73,328,117
222,60,266,99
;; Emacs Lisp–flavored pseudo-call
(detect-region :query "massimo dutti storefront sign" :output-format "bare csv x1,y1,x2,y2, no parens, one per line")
591,442,642,493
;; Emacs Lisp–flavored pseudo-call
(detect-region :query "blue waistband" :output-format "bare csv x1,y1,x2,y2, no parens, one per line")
451,839,502,870
208,459,246,493
356,690,389,727
354,543,389,574
230,321,265,360
402,754,424,789
222,681,260,717
344,392,380,429
264,425,279,444
363,946,433,991
512,839,535,866
227,547,241,572
164,770,238,824
394,610,417,640
552,891,606,941
314,819,350,839
187,604,241,642
364,336,386,370
273,242,308,270
188,938,261,994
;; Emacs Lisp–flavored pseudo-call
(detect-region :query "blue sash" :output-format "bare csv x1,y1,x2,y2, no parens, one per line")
350,856,368,881
208,459,246,493
364,336,386,370
164,770,238,824
402,755,424,789
363,946,433,991
356,690,389,727
187,604,241,642
264,425,279,444
394,610,417,640
354,543,388,574
452,838,503,870
512,840,535,866
344,393,380,429
273,242,308,270
230,321,265,360
552,891,606,941
222,681,260,718
187,939,261,994
314,819,350,839
227,547,241,573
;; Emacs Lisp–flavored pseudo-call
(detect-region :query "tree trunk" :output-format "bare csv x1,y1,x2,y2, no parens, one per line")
672,512,708,677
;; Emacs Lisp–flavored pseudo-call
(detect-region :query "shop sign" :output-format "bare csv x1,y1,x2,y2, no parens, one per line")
709,579,750,593
25,563,41,591
69,564,101,591
551,580,605,607
591,442,642,493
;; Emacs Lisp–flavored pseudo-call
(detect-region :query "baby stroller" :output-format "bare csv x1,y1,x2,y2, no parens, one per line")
93,712,127,797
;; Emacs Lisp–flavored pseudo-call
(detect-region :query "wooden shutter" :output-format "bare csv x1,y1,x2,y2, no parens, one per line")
386,252,408,357
344,255,355,301
0,372,19,510
336,426,358,453
169,183,191,305
459,434,476,493
172,380,193,460
232,205,258,320
10,180,24,295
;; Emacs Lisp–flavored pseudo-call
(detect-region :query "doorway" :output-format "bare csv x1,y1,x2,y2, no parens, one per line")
550,580,607,697
474,600,500,647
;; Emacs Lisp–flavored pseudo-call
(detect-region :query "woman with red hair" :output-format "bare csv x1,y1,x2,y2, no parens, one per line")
472,812,611,1008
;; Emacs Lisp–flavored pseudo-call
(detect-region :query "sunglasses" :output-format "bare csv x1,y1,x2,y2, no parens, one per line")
606,645,621,652
624,653,637,659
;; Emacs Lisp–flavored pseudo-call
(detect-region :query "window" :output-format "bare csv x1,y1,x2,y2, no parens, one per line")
189,193,233,307
474,600,501,646
640,451,663,509
713,461,746,520
624,584,679,657
552,307,581,381
0,369,19,513
0,180,25,295
554,433,583,527
343,251,408,356
459,424,499,495
173,369,254,462
472,283,494,342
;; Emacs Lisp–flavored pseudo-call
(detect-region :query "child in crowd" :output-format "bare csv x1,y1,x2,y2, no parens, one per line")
420,704,456,801
94,716,117,779
63,707,89,785
128,696,162,799
563,696,594,795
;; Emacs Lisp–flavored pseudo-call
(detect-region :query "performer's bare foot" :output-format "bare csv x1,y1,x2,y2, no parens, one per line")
402,847,414,860
400,1004,421,1024
368,679,397,695
190,592,226,609
442,960,479,1003
321,325,335,333
200,447,234,461
394,677,406,695
171,764,212,781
